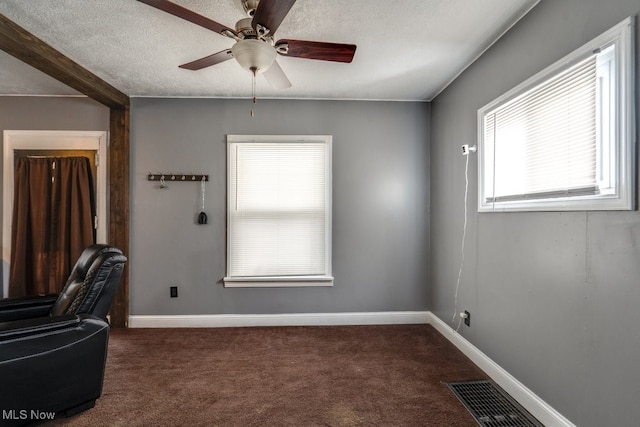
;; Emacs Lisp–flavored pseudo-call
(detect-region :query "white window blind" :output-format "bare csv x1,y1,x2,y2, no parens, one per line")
478,17,635,212
226,136,332,286
484,55,598,202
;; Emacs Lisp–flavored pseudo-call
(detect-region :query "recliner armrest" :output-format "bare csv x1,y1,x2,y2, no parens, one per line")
0,294,58,323
0,314,79,341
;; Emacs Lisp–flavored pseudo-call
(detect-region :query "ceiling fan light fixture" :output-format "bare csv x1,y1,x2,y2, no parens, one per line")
231,39,276,73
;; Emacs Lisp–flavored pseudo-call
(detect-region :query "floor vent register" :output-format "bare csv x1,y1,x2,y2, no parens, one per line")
447,380,544,427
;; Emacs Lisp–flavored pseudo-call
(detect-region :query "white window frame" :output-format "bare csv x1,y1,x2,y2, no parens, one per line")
478,17,635,212
224,135,333,288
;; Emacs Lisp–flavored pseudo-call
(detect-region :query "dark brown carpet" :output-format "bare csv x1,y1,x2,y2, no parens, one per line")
46,324,487,426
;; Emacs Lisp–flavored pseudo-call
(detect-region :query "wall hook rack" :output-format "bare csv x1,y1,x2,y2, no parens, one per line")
148,173,209,182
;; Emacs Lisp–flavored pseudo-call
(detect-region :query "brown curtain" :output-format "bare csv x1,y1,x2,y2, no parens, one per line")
9,157,96,296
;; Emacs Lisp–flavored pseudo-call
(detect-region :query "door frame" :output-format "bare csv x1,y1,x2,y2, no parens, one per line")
2,130,108,297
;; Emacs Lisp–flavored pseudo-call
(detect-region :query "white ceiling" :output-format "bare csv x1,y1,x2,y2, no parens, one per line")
0,0,538,101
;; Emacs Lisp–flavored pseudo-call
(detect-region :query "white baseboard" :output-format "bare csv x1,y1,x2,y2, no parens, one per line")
427,312,575,427
128,311,430,328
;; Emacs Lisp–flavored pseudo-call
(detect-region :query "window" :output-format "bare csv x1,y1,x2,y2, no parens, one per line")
478,17,635,212
225,135,332,287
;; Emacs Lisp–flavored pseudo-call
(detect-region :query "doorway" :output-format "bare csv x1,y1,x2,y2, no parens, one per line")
2,130,107,297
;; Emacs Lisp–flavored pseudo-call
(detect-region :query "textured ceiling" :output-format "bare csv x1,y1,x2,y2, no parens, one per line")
0,0,539,101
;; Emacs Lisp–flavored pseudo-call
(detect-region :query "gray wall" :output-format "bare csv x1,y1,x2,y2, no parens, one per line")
0,96,109,298
430,1,640,426
131,98,430,315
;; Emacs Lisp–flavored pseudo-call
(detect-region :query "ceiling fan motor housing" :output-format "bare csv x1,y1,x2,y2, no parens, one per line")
235,17,257,38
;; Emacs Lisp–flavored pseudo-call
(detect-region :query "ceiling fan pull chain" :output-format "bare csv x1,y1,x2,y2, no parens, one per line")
251,67,257,117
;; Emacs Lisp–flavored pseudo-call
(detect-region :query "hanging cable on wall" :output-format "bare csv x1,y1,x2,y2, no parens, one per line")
452,144,476,332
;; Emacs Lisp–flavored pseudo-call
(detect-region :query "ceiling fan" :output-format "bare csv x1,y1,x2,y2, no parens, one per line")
137,0,357,90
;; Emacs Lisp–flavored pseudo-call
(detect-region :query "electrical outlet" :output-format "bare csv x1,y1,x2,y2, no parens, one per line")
170,286,178,298
464,310,471,327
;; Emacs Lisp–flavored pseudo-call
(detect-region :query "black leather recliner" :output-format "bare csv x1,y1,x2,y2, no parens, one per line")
0,244,127,425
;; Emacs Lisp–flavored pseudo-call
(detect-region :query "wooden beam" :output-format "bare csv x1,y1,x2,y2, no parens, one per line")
0,13,129,109
0,14,131,327
108,107,130,328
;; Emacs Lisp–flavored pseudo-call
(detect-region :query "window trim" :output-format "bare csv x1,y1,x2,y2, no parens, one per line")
477,16,635,212
224,134,333,288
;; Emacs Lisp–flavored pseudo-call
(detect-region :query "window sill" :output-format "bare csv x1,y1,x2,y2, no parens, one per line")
478,192,632,212
223,276,334,288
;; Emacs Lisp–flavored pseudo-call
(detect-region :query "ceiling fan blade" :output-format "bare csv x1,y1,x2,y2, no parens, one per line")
277,39,356,63
263,61,292,89
137,0,235,36
179,49,233,70
252,0,296,35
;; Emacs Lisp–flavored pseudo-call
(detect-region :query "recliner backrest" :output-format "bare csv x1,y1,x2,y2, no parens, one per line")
49,244,127,320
